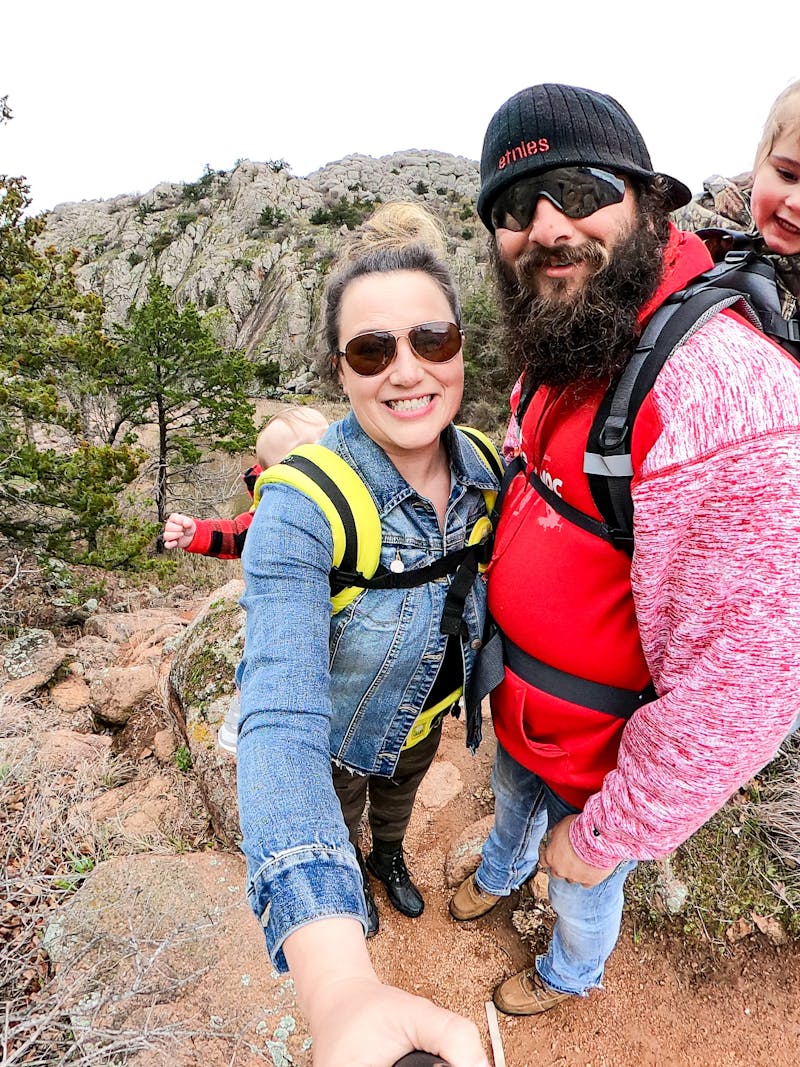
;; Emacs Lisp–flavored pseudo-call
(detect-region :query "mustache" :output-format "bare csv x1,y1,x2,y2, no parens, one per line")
515,239,610,281
489,219,667,390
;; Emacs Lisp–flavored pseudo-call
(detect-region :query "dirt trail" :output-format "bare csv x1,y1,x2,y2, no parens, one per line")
381,717,800,1067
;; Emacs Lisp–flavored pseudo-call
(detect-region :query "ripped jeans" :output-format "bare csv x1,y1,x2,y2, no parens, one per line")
474,743,636,996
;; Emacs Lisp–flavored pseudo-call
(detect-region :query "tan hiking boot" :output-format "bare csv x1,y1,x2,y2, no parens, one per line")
449,872,503,921
493,968,573,1016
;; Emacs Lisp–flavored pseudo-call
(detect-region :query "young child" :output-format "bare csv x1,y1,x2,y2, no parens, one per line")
162,406,329,558
673,79,800,323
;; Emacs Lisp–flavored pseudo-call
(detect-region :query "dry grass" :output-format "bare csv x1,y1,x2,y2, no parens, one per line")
0,696,216,1065
749,733,800,874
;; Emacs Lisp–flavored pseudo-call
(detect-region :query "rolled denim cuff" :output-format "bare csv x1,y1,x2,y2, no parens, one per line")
247,845,367,973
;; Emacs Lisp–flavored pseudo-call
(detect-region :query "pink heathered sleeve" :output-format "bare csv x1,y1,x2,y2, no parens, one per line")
572,315,800,867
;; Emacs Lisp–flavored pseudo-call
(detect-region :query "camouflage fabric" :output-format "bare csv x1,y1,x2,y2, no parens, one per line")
672,174,800,316
672,173,758,235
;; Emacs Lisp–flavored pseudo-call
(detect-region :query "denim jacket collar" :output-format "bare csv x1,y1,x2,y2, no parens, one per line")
333,410,497,517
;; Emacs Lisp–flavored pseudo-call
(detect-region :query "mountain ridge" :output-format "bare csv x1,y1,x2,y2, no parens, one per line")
39,151,487,387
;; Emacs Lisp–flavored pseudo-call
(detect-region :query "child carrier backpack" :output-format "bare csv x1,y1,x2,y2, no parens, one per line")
254,426,503,633
693,230,800,360
510,246,800,556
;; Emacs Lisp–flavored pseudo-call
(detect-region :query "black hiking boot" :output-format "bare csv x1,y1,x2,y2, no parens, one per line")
366,841,424,918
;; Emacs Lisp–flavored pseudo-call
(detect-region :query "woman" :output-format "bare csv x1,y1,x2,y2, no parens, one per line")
237,202,495,1067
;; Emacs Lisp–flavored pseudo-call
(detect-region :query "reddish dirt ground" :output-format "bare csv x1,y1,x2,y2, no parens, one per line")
375,717,800,1067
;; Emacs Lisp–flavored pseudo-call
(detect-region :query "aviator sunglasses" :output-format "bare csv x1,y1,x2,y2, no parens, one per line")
490,166,626,232
335,320,463,377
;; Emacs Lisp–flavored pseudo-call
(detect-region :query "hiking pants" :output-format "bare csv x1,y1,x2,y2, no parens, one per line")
331,721,442,847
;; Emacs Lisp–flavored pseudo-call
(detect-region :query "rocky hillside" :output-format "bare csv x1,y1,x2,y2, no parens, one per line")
3,574,799,1065
40,152,488,390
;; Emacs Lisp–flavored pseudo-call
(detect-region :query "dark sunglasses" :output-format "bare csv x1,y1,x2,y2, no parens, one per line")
335,320,463,377
490,167,626,232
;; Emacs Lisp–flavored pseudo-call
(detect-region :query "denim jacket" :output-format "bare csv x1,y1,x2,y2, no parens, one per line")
237,412,500,970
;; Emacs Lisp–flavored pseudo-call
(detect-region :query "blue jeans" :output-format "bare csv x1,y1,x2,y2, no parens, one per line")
475,743,637,996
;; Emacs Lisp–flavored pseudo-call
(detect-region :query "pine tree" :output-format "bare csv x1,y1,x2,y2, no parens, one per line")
109,276,256,522
0,169,150,564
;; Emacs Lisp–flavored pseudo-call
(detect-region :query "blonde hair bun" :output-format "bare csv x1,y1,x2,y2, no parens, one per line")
342,201,448,262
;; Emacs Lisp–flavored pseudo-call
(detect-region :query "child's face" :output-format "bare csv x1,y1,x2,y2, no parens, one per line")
750,131,800,256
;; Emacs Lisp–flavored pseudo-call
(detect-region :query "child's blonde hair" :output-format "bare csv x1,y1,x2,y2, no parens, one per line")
256,406,328,468
753,79,800,172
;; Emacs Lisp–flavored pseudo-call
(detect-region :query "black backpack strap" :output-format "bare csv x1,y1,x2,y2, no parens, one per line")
695,227,763,260
585,286,754,553
695,250,800,359
456,425,505,482
333,540,492,637
502,633,656,718
332,543,484,593
489,453,523,525
527,468,618,545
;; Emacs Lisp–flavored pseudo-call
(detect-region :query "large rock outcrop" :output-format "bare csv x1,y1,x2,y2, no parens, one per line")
165,579,244,846
39,152,486,386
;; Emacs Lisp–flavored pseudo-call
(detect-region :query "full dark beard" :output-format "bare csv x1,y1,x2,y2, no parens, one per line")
491,218,668,391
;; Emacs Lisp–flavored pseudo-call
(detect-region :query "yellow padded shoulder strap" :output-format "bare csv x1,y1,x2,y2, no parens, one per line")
456,424,503,516
254,444,382,613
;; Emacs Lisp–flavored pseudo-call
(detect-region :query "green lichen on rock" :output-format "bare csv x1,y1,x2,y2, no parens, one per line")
181,642,236,715
168,580,244,722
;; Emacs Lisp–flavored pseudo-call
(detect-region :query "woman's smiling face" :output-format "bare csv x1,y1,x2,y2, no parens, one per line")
336,270,464,465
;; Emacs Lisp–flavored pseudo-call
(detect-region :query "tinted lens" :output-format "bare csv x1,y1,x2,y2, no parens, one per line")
344,331,395,375
491,167,626,231
407,321,462,362
341,322,461,376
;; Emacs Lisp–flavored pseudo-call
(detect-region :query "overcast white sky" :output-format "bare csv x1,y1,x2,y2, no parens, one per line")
3,1,797,215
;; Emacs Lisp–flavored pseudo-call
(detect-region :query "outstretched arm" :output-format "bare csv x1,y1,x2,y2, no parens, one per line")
284,919,488,1067
238,488,488,1067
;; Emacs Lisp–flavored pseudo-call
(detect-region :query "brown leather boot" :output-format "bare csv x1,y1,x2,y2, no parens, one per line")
493,969,573,1016
448,872,503,921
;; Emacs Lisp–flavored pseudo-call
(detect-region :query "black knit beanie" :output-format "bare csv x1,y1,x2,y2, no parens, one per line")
477,83,691,231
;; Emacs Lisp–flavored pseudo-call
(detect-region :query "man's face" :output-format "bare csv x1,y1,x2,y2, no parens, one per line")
489,176,669,389
493,173,638,300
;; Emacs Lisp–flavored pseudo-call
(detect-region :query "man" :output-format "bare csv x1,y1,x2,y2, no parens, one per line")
450,83,800,1017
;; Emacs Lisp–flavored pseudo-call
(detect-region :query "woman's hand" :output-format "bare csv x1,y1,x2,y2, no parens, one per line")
284,918,489,1067
309,975,487,1067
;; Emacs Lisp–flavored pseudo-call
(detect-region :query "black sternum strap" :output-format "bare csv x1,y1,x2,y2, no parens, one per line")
331,541,491,637
503,634,656,719
526,468,620,546
331,543,483,592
